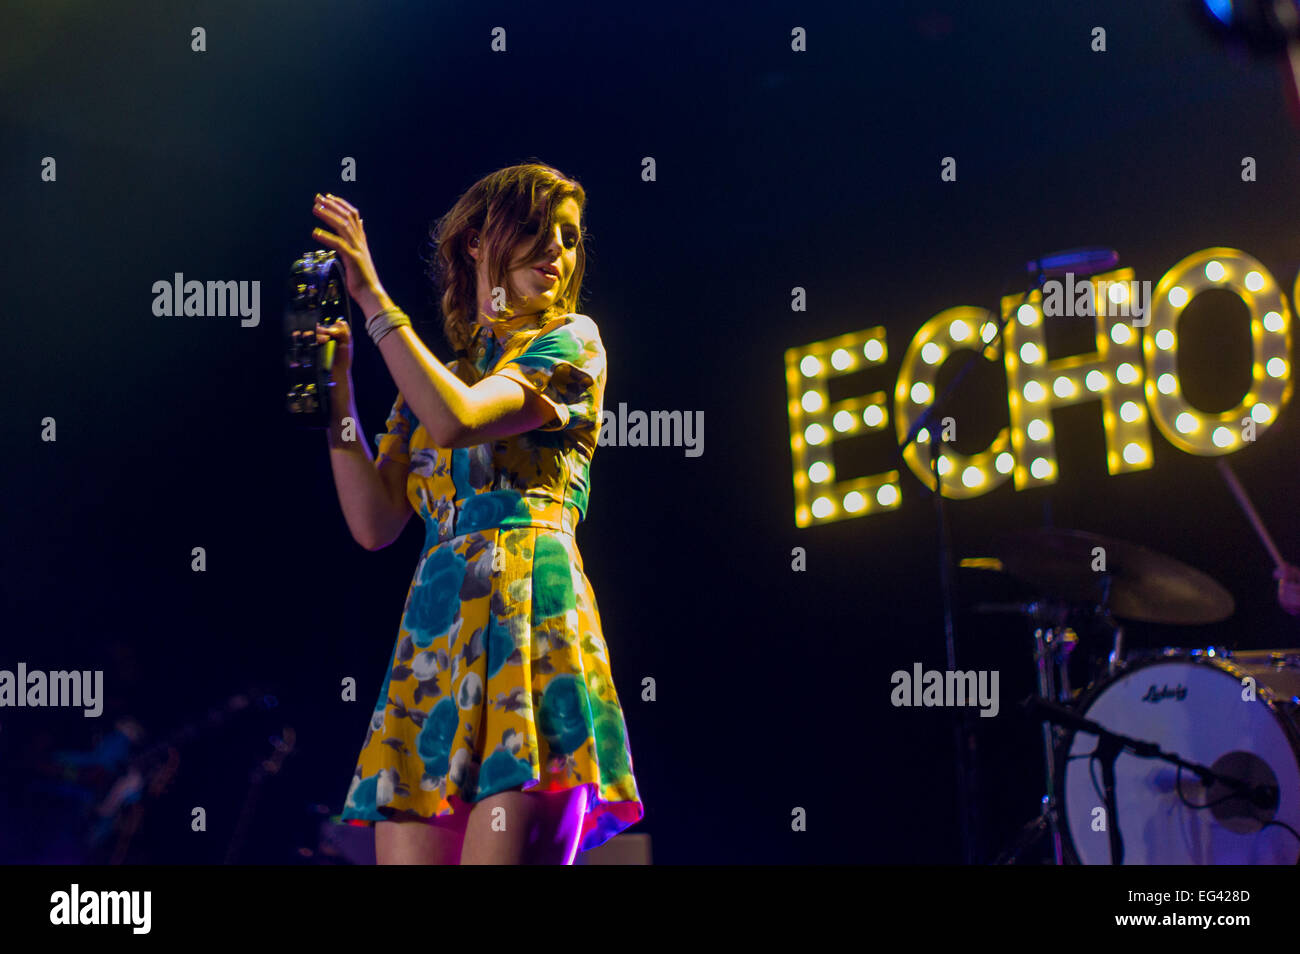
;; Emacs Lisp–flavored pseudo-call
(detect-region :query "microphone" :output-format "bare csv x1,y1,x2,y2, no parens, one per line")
1021,695,1103,737
1025,247,1119,279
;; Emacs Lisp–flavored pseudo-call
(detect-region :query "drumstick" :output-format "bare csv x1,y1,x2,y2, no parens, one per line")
1216,458,1286,569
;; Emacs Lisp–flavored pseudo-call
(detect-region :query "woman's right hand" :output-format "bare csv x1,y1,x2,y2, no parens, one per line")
316,317,354,383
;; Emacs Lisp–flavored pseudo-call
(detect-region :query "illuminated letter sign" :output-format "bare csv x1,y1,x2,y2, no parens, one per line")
785,247,1294,527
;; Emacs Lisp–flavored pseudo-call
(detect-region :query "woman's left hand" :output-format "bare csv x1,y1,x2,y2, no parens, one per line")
311,193,388,309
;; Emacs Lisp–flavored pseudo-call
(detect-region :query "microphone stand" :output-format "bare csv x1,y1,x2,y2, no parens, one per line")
896,271,1046,866
894,293,1013,873
1023,696,1280,865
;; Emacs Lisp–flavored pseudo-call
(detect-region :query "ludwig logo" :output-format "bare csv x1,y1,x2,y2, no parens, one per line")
1141,684,1187,703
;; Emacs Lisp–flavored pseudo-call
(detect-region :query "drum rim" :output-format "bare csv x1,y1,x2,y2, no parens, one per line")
1054,649,1300,865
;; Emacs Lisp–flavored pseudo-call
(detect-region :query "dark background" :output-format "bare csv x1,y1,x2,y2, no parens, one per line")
2,0,1299,864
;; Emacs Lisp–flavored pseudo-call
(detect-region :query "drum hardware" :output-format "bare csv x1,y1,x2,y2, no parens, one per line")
1028,603,1074,866
1056,650,1300,864
970,529,1294,863
1106,614,1124,677
1025,694,1286,864
987,528,1235,625
977,596,1081,864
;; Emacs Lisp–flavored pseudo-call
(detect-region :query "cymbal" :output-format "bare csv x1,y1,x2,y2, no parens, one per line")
985,528,1235,624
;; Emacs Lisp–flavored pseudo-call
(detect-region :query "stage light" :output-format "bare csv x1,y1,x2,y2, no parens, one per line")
1202,0,1233,26
1198,0,1300,53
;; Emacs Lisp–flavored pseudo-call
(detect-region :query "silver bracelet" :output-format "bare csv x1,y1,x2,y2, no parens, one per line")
366,305,411,345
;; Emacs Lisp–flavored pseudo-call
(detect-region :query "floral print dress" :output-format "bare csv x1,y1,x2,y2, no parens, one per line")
340,312,643,854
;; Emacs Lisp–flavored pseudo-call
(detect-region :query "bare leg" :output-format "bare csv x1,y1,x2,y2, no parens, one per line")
374,810,466,865
460,786,588,865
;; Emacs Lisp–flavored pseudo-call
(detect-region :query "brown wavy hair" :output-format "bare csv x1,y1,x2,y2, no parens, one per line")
423,162,588,360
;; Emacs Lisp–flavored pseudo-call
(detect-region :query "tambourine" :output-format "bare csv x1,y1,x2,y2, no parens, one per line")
284,249,351,428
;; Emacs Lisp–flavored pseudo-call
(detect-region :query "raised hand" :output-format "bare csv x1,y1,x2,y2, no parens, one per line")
311,192,388,311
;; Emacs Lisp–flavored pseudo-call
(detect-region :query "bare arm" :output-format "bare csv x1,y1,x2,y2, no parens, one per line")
308,196,555,448
359,290,556,448
326,374,412,550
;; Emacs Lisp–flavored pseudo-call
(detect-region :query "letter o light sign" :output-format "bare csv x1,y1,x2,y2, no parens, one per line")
784,247,1294,527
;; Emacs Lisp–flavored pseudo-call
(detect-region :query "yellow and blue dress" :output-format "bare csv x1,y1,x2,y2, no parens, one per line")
340,312,644,853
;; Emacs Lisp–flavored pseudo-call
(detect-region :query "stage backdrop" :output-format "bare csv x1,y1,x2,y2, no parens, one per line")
2,0,1299,864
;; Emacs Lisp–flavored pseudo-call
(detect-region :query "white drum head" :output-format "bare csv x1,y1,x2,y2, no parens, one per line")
1061,656,1300,864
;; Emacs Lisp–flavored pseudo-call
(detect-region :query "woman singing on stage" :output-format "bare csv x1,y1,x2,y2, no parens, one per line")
312,163,643,864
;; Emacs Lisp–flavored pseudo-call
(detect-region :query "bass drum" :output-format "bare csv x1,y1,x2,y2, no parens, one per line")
1059,649,1300,864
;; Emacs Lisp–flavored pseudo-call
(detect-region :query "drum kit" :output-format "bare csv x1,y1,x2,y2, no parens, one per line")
971,523,1300,865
